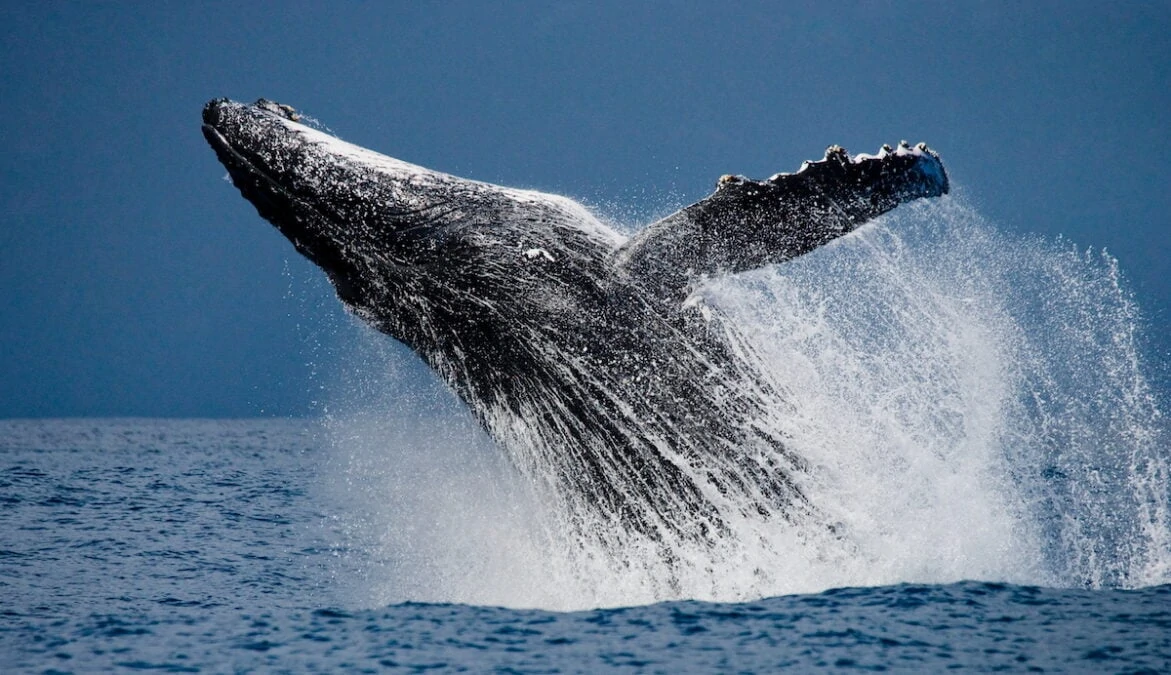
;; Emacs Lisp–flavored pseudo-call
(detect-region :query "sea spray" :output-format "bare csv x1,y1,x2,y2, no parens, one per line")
321,198,1169,610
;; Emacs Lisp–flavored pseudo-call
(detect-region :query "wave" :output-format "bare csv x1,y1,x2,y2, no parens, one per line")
317,198,1169,611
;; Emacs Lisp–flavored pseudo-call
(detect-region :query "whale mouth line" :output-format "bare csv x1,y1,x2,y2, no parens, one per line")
201,121,337,265
200,121,316,225
201,123,281,192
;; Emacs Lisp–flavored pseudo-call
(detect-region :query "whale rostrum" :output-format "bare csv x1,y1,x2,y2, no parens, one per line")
203,98,949,553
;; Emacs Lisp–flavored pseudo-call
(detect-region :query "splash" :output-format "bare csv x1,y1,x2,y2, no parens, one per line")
320,198,1169,611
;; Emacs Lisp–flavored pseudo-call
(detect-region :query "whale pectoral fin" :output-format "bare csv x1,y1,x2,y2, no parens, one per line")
614,143,949,301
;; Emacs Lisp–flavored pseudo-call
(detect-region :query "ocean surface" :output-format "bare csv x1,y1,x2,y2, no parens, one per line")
2,418,1169,673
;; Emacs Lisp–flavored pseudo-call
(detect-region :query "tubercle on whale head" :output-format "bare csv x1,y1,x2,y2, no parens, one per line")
254,98,301,121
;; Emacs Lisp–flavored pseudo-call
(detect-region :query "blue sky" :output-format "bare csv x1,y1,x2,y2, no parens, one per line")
1,2,1167,418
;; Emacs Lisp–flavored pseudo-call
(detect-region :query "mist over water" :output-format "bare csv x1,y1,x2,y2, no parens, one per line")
318,199,1169,611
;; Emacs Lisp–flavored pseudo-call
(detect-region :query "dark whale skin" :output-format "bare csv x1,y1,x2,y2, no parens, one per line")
203,98,949,553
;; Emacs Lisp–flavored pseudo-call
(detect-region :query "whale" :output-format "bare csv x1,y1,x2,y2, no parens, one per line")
202,98,949,553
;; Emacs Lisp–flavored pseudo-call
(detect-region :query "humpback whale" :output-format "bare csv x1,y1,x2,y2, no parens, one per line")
202,98,948,554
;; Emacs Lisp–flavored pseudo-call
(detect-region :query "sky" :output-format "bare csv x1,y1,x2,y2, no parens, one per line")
0,2,1168,418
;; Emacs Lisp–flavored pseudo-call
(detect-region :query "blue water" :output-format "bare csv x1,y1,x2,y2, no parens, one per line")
2,418,1169,673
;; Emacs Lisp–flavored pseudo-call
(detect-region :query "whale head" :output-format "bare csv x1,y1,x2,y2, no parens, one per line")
202,98,621,363
202,98,428,303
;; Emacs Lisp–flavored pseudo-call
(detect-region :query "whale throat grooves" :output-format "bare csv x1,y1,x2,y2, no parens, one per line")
202,99,950,564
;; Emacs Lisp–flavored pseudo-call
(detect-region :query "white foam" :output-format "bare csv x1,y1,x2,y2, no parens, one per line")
320,197,1169,611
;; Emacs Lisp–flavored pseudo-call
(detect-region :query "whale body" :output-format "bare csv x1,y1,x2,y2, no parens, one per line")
202,98,948,553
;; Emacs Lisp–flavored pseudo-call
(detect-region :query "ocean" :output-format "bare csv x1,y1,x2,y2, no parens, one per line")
4,202,1170,672
2,418,1168,673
